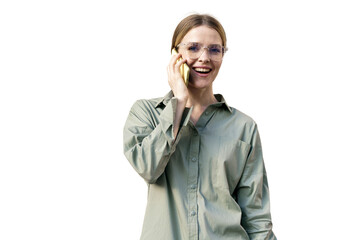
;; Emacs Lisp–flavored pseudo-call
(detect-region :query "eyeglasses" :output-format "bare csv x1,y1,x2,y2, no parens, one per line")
176,42,228,61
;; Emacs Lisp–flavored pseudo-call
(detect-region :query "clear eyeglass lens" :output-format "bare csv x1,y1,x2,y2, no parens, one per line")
183,43,223,61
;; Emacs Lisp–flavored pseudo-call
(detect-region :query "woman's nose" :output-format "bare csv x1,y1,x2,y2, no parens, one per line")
198,48,211,62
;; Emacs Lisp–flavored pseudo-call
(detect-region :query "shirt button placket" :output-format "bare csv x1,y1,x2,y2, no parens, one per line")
188,129,199,240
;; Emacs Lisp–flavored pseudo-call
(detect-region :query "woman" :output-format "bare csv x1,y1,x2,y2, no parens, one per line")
123,14,277,240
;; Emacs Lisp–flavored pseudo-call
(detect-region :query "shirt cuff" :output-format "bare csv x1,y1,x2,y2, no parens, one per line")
159,97,192,146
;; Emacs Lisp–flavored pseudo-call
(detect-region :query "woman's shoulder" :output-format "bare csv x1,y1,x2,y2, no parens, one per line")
220,105,260,144
131,91,173,110
215,93,256,126
230,106,254,122
225,105,259,137
222,103,255,125
129,97,163,112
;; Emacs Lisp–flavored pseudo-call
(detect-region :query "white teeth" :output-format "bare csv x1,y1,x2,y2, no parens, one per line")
194,68,211,73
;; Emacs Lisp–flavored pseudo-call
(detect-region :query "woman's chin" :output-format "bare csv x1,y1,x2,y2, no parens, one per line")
188,81,214,90
188,76,215,89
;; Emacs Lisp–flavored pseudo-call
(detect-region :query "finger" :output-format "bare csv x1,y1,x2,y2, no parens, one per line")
174,58,187,77
170,53,182,68
168,54,178,76
167,65,171,82
167,63,177,86
175,58,187,68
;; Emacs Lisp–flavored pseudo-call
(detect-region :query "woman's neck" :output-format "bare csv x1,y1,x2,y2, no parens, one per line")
186,86,218,109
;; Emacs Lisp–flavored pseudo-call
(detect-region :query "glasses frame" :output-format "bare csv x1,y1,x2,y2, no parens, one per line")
176,42,228,61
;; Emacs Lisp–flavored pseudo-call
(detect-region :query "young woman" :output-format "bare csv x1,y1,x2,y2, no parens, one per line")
123,14,277,240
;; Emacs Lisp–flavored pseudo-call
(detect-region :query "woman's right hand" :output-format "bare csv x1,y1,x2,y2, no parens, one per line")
167,52,189,138
167,53,189,102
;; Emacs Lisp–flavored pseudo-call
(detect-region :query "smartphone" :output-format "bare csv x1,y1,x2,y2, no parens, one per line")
171,48,190,85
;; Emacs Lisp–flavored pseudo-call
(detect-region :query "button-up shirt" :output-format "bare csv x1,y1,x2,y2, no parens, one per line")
123,91,276,240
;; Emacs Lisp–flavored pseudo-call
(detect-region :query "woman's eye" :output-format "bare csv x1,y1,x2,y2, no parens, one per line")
188,43,201,52
188,45,200,52
209,47,221,54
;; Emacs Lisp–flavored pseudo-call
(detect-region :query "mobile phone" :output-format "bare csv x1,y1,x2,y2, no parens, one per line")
171,48,190,85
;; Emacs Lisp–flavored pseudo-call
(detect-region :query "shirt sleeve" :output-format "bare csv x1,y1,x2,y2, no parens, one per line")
123,98,191,184
235,123,277,240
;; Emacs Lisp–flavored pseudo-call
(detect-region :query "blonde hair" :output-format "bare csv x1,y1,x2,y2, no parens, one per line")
171,14,227,52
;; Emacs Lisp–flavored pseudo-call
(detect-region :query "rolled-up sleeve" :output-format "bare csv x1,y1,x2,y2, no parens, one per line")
123,98,191,184
236,123,276,240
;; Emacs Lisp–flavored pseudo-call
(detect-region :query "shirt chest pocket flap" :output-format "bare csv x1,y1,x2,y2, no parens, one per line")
216,137,251,193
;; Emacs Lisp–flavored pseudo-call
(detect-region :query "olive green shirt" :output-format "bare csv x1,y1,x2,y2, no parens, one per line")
123,91,276,240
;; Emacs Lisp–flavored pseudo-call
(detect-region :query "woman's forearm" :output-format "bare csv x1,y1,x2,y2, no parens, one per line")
173,97,188,139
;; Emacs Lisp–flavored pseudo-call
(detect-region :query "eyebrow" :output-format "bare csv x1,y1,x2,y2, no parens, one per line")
187,42,222,46
187,42,200,45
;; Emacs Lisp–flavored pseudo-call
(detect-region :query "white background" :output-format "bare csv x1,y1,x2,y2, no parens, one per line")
1,0,359,239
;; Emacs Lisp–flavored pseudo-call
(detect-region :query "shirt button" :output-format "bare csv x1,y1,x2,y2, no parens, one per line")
191,157,197,162
190,184,197,189
190,211,196,216
205,111,210,115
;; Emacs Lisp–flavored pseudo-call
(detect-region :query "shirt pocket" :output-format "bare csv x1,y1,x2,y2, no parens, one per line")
216,137,251,193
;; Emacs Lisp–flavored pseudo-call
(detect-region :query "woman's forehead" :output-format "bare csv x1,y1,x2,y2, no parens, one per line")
181,26,222,45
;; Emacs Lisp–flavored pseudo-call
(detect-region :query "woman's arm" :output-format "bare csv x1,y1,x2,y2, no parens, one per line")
235,123,277,240
167,52,189,139
123,52,190,184
123,98,190,184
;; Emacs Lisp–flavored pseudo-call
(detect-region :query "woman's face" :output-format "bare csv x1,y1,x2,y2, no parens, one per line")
178,26,223,90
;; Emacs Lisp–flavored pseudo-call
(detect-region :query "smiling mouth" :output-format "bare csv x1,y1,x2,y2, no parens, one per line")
193,67,212,74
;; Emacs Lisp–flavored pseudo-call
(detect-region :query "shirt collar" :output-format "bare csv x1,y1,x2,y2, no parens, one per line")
155,91,232,113
155,91,174,108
